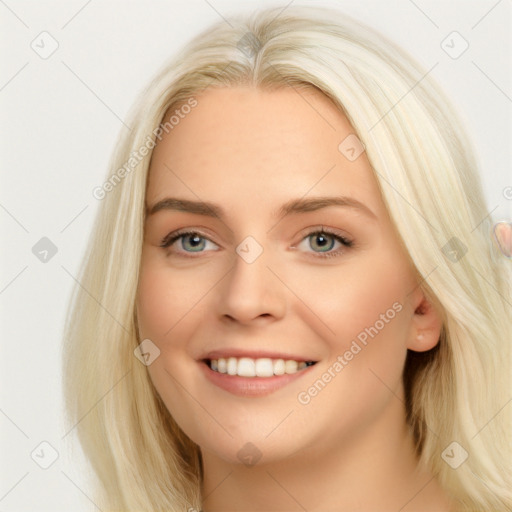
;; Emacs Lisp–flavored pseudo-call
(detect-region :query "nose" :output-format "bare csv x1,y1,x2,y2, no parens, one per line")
217,245,287,325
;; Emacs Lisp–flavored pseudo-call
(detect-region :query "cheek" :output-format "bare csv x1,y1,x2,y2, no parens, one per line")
135,258,213,443
287,259,414,447
136,257,203,340
136,266,173,339
293,253,413,347
294,252,415,406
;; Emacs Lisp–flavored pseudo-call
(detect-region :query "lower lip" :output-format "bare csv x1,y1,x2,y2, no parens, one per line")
199,361,316,397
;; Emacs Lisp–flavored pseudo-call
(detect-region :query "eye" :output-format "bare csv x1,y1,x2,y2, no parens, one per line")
160,230,219,256
159,227,353,259
295,228,353,259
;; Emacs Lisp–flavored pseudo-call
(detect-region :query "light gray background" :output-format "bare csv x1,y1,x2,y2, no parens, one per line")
1,1,510,510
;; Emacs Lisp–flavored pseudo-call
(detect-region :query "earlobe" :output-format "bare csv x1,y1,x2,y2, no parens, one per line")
407,295,443,352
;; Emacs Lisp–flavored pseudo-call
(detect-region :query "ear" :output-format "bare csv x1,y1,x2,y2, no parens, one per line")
407,288,443,352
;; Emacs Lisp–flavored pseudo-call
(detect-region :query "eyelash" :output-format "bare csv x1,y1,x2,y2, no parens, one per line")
159,227,353,260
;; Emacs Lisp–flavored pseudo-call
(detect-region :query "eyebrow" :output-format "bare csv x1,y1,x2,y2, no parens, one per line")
146,195,377,221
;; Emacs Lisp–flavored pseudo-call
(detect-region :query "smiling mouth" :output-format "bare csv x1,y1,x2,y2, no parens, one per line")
204,357,317,378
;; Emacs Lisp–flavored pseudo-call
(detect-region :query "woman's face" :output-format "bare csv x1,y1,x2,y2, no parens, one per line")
136,85,435,466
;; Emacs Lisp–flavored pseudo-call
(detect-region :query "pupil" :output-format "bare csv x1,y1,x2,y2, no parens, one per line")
312,233,334,252
184,234,204,251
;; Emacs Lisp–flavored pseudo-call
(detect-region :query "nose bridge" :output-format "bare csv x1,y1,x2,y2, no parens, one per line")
219,235,286,322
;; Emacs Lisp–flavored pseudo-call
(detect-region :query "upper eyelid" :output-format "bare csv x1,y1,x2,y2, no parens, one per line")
161,227,352,250
295,225,351,242
160,229,218,248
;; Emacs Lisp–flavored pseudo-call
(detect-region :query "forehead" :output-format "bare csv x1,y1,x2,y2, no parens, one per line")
145,85,383,216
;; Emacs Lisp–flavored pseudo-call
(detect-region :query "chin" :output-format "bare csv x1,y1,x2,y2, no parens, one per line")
198,435,303,468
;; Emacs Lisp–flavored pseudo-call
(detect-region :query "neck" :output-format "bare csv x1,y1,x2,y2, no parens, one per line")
200,397,455,511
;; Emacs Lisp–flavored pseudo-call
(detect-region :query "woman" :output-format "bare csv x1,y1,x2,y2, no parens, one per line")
62,5,511,511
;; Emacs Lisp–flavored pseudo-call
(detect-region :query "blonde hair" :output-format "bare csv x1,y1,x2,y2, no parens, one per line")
62,5,512,511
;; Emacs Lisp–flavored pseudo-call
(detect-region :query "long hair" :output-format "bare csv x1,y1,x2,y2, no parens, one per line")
62,5,511,511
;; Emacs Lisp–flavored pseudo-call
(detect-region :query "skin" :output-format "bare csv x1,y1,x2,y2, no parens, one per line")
136,85,456,511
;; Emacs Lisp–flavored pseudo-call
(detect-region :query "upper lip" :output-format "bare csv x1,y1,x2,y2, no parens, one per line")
199,348,318,362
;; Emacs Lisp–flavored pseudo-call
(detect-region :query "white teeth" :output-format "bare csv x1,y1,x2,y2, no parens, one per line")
227,357,237,376
255,358,273,377
237,357,256,377
285,360,298,374
208,357,314,377
217,358,227,373
273,359,285,375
